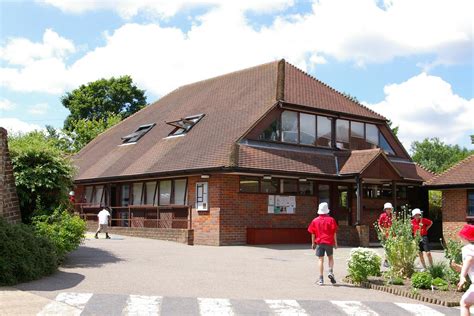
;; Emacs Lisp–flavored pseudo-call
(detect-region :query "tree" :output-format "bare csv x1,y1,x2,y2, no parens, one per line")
62,75,147,131
8,131,75,222
410,138,473,174
387,120,399,136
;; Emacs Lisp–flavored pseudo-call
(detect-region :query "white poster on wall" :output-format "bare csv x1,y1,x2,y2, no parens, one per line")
268,195,296,214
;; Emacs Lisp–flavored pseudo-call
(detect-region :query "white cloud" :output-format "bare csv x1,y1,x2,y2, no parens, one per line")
28,103,49,115
0,98,15,110
0,118,43,134
365,73,474,149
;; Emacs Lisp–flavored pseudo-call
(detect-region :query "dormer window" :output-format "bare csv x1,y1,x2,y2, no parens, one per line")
166,114,204,136
121,123,156,144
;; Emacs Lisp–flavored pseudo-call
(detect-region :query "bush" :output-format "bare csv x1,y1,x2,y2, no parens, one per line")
0,218,58,285
428,261,446,279
444,239,463,264
431,277,448,291
347,248,382,283
387,276,404,285
412,272,432,289
33,209,86,261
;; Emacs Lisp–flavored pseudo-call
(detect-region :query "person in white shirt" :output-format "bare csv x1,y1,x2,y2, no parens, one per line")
95,207,111,239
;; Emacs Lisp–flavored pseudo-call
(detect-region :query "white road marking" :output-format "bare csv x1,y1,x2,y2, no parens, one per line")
265,299,308,315
198,298,234,316
37,292,92,316
331,300,378,316
122,295,162,316
395,303,444,316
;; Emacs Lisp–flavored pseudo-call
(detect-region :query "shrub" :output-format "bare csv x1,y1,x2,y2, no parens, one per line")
428,261,446,279
443,239,463,264
375,209,420,278
387,276,404,285
412,272,432,289
33,209,86,261
431,277,448,291
347,248,382,283
0,218,58,286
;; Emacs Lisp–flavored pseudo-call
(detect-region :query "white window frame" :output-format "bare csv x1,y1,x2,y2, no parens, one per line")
196,182,208,211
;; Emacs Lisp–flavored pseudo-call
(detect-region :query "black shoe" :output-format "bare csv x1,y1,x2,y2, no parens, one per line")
106,234,111,239
328,272,336,284
94,234,98,239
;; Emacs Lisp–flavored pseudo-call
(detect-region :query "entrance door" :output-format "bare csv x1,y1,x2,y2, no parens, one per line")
333,185,352,225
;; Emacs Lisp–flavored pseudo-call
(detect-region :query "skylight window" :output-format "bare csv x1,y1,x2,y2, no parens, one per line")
121,123,156,144
166,114,204,136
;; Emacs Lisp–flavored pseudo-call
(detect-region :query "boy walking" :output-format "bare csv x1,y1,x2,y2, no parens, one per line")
95,207,111,239
411,208,433,270
308,202,338,286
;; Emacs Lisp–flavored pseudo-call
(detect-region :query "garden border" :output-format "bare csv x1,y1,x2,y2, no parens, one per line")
343,277,459,307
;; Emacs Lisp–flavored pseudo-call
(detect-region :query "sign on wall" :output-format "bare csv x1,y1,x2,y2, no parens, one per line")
268,195,296,214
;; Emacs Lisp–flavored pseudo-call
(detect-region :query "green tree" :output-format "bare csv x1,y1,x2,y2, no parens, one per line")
8,131,75,222
62,75,147,131
387,120,399,136
411,138,473,174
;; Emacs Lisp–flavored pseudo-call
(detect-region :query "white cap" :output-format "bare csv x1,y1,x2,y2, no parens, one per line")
412,208,422,216
383,202,393,210
318,202,330,215
69,191,74,196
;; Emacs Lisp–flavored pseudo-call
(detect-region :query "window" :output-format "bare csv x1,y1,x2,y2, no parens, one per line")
159,180,172,205
338,185,349,208
350,121,367,150
84,186,93,203
299,113,316,145
281,179,298,194
167,114,205,136
336,119,350,149
317,116,332,147
259,118,281,141
366,124,379,148
174,179,187,205
281,111,298,143
299,181,314,195
121,123,156,144
121,184,130,206
468,191,474,217
397,186,407,200
196,182,208,210
240,176,260,193
364,184,392,199
261,178,279,193
380,133,395,155
318,184,330,205
132,183,143,205
145,181,157,205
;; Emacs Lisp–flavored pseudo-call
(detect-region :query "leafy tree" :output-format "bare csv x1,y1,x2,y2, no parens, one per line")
411,138,473,174
8,131,75,222
62,75,146,131
387,120,399,136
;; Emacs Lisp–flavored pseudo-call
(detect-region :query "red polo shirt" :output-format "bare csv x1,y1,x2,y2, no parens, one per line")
378,212,392,229
308,214,338,246
412,218,432,236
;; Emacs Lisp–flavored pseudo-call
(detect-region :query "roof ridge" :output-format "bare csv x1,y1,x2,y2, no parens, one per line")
284,61,387,120
414,162,437,176
427,154,474,184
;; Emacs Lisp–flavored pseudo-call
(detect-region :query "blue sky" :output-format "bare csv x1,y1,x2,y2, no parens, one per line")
0,0,472,150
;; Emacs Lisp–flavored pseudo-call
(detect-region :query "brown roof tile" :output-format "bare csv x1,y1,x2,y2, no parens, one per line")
336,149,382,174
426,155,474,186
390,161,436,182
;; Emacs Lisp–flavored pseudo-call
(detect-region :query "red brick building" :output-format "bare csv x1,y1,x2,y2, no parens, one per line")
73,60,434,246
426,155,474,241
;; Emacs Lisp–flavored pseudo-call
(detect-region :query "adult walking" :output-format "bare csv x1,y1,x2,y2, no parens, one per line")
378,202,393,267
411,208,433,270
95,207,111,239
308,202,338,286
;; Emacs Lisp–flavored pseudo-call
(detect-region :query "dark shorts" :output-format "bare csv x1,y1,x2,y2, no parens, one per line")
418,236,430,252
316,244,334,257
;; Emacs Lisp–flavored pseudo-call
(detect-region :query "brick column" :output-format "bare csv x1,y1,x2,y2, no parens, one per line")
0,128,21,223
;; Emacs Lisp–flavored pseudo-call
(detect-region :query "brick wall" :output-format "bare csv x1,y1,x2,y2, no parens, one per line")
442,189,467,241
0,128,21,224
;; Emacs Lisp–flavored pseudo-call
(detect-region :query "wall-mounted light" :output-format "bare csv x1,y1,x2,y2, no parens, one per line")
298,178,308,182
201,174,210,179
263,175,272,180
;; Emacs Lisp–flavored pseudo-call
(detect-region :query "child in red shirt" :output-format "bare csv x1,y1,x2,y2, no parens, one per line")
378,202,393,267
411,208,433,270
308,202,338,286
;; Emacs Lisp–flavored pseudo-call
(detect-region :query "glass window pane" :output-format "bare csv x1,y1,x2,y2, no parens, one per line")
299,113,316,145
84,186,93,203
397,186,407,200
336,119,350,149
174,179,187,205
94,185,104,205
145,182,156,205
366,124,379,148
261,179,279,193
281,179,298,194
318,184,330,205
196,182,208,210
240,177,259,193
121,184,130,206
317,116,332,147
380,133,395,155
299,181,314,195
132,183,143,205
281,111,298,143
259,118,281,141
159,180,172,205
350,121,369,149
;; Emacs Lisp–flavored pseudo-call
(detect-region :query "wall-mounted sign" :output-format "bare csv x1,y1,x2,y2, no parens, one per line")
268,195,296,214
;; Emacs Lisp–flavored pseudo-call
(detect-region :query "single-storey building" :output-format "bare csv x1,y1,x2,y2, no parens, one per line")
73,60,434,246
426,155,474,241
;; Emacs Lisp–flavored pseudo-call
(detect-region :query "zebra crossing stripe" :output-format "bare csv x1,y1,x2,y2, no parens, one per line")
265,299,308,315
198,298,234,315
395,303,445,316
123,295,162,316
37,292,92,316
331,300,378,316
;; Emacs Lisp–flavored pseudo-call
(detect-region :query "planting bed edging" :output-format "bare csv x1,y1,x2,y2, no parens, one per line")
343,277,459,307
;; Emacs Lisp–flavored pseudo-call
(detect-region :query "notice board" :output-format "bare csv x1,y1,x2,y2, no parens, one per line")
268,195,296,214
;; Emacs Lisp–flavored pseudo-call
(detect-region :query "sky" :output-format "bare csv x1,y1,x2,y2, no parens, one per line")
0,0,473,151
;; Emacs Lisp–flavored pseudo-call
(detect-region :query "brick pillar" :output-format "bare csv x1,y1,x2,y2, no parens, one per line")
0,128,21,223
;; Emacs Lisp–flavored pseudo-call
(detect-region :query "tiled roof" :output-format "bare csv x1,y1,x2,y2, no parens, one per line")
390,160,436,182
336,149,382,175
426,155,474,186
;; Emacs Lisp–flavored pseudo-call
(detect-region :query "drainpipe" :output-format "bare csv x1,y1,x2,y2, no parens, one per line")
356,175,362,225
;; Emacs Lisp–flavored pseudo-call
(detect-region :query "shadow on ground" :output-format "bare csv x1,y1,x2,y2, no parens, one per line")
61,246,124,268
15,271,85,291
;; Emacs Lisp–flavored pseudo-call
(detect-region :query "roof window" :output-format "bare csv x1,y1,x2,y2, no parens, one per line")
166,114,204,136
121,123,156,144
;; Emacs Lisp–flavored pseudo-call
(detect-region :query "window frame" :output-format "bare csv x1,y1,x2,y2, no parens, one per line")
468,190,474,218
121,123,156,144
167,114,205,137
196,182,209,211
